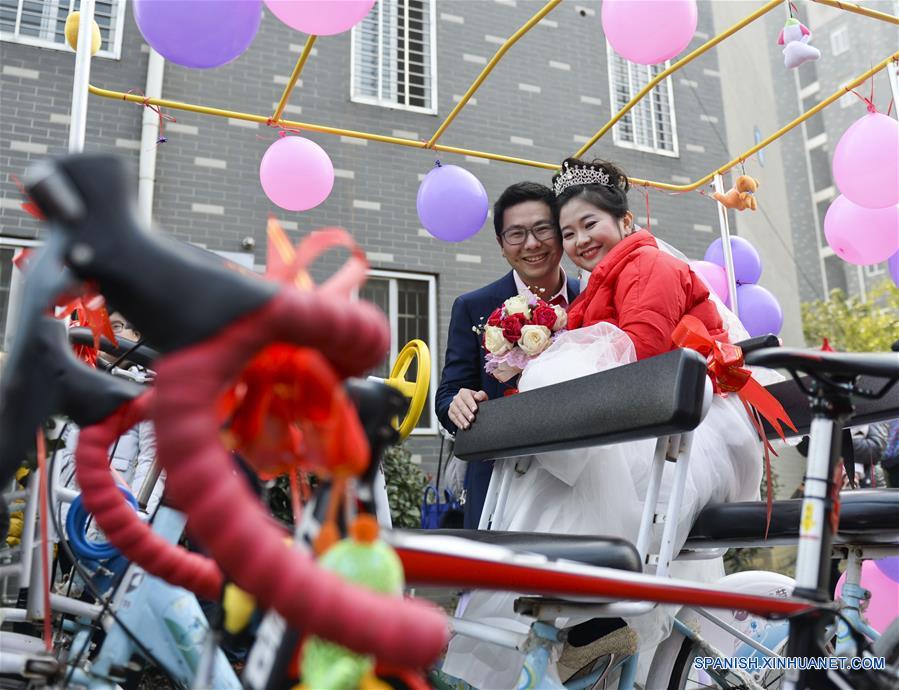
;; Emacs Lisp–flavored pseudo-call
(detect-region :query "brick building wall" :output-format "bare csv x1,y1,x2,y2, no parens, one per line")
2,0,735,471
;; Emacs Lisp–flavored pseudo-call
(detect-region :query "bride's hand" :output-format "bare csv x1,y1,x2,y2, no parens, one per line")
449,388,488,431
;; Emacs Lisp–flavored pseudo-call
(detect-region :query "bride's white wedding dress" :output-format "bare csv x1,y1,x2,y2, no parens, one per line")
442,273,769,689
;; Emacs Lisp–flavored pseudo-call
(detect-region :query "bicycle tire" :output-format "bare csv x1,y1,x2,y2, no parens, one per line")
872,618,899,667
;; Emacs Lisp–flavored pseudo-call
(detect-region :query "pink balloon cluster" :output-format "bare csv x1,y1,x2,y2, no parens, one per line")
691,236,783,337
826,112,899,268
264,0,376,35
601,0,697,65
259,136,334,212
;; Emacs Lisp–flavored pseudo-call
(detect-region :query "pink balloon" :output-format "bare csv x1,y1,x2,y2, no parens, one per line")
601,0,697,65
259,136,334,212
689,260,730,305
823,195,899,265
832,112,899,209
835,560,899,634
264,0,376,36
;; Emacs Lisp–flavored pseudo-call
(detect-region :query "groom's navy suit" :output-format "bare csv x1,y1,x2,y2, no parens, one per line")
436,271,580,528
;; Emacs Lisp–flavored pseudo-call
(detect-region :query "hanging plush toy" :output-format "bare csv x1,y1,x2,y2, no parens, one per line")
298,514,405,690
778,17,820,70
712,175,759,211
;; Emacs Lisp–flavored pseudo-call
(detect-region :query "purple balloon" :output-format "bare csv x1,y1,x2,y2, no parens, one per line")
704,236,762,285
134,0,261,69
736,284,783,337
417,163,488,242
875,556,899,584
889,251,899,288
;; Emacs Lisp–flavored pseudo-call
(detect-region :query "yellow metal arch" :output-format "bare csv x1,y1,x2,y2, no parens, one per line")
88,0,898,190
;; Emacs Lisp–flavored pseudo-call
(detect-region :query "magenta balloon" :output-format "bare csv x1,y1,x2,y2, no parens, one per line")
689,260,730,304
417,164,488,242
823,195,899,265
703,236,762,284
874,556,899,584
264,0,376,35
259,137,334,212
889,251,899,288
836,561,899,634
133,0,261,69
601,0,697,65
832,112,899,209
736,284,782,337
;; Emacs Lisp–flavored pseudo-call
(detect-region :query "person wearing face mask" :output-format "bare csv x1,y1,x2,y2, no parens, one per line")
435,182,580,529
442,159,767,689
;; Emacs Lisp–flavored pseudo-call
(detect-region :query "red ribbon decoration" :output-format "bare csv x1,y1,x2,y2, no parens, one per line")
672,315,798,537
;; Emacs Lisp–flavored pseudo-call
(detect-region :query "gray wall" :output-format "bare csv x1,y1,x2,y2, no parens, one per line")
2,0,750,473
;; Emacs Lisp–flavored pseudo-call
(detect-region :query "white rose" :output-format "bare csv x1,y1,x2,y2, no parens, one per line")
518,325,552,357
551,304,568,332
484,325,513,355
504,295,531,319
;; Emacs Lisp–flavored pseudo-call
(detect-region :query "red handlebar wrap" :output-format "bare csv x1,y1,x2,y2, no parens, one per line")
75,392,224,599
153,290,447,667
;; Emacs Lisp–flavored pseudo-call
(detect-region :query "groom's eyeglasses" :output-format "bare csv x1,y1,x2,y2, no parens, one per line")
501,222,557,246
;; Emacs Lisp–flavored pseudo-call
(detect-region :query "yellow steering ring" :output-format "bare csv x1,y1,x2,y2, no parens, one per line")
383,340,431,441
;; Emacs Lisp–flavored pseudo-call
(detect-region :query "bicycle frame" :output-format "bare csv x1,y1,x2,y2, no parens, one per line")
399,378,897,689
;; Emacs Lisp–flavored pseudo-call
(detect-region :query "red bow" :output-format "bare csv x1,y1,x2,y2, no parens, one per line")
672,315,797,536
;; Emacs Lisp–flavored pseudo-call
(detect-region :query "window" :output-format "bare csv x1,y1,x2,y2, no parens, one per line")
358,270,438,434
0,239,40,352
607,44,678,156
351,0,437,114
0,0,125,59
830,26,849,56
864,263,885,278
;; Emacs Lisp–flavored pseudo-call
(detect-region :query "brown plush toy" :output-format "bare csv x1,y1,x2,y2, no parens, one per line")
713,175,759,211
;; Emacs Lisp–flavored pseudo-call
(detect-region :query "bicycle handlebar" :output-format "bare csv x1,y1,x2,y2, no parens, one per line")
33,150,449,666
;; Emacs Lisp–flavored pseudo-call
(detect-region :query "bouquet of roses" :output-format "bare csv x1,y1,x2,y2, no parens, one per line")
479,294,567,382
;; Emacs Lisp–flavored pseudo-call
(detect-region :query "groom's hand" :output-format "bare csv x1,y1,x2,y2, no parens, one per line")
449,389,488,431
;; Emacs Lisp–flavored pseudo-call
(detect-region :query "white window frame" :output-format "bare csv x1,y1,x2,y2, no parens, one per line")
863,263,885,278
350,0,438,115
830,26,849,57
1,0,127,60
366,269,438,436
606,43,679,157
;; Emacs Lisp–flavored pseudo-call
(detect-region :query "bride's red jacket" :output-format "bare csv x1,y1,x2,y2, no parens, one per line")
566,230,727,360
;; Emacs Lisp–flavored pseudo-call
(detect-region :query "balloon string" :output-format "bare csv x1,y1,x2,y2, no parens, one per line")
847,87,877,114
642,186,651,233
123,89,175,144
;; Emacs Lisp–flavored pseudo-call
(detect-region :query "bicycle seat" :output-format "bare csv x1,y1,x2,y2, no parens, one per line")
744,347,899,381
0,318,143,483
24,154,277,353
684,489,899,549
68,327,159,368
408,529,642,572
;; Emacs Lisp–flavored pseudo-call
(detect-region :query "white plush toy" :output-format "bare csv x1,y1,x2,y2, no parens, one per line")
778,17,821,69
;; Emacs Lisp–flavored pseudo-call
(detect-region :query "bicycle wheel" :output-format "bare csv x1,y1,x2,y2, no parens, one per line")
666,636,785,690
872,618,899,666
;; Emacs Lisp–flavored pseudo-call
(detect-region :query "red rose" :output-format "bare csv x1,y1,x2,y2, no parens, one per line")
501,313,525,342
487,307,502,327
532,304,557,330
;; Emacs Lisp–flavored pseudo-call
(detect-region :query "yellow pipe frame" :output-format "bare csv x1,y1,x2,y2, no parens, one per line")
425,0,561,149
271,35,317,123
812,0,899,25
87,1,898,192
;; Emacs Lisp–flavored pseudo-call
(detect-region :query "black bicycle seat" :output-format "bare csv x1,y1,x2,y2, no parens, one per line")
67,327,159,368
744,347,899,381
0,318,143,488
24,154,277,353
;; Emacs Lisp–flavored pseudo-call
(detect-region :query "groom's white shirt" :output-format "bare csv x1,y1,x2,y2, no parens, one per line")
512,267,570,305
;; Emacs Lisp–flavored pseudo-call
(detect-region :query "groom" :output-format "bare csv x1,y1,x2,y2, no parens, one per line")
436,182,580,528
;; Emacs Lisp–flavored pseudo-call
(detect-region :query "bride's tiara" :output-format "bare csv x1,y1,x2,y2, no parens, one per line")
553,161,613,196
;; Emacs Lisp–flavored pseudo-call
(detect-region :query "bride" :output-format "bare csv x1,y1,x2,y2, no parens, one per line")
442,158,766,688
